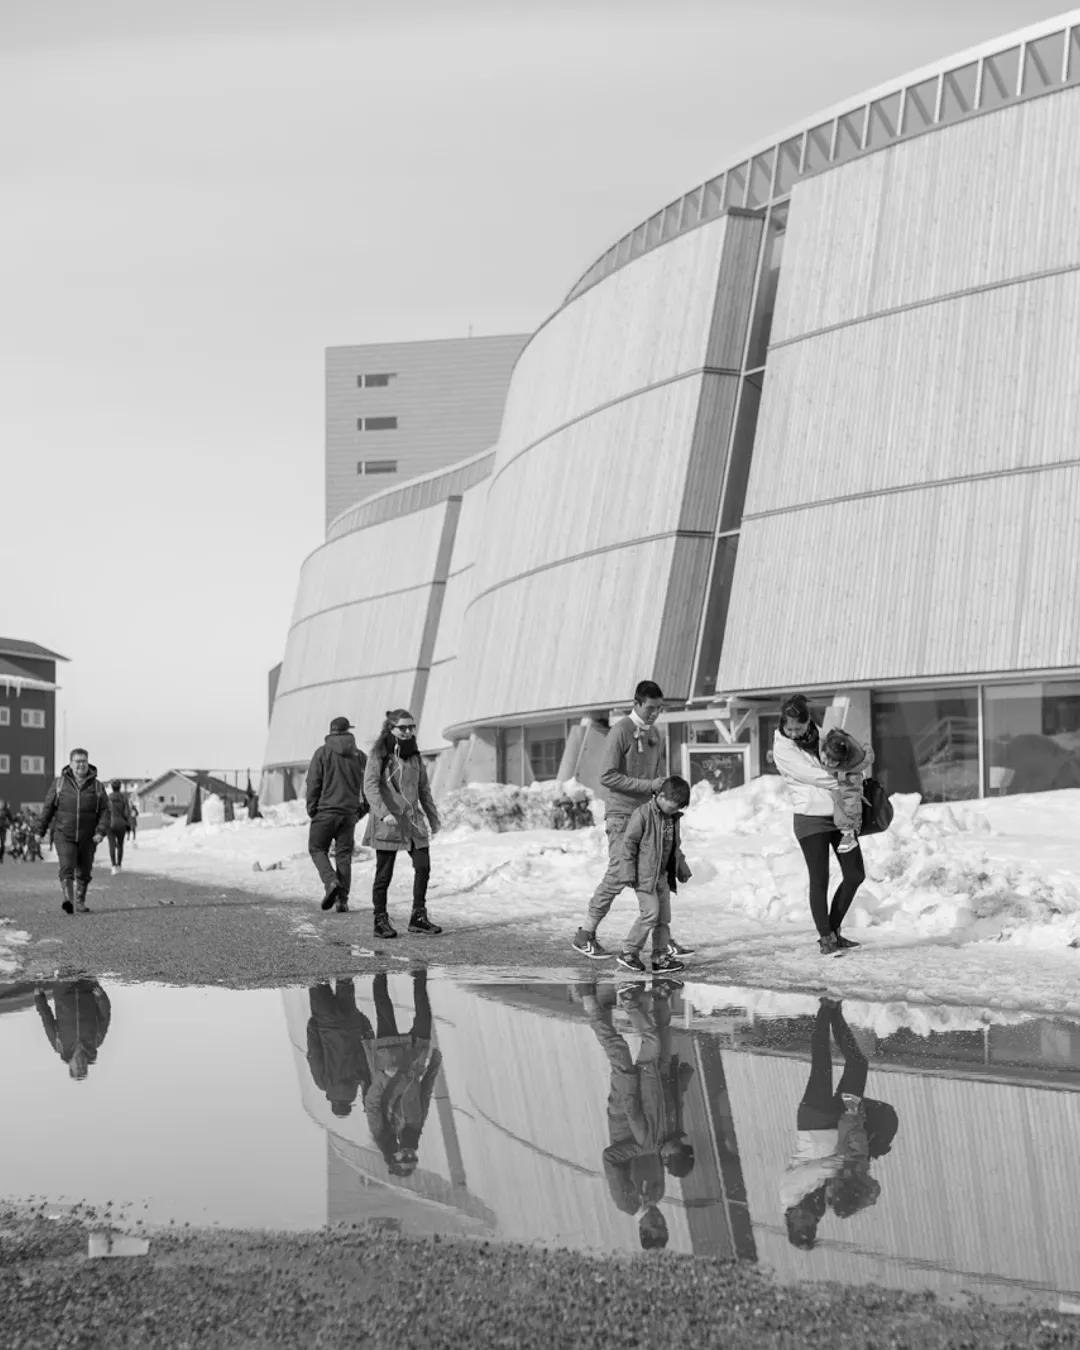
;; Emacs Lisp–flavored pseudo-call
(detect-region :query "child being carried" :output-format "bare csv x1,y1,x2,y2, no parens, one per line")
818,729,873,855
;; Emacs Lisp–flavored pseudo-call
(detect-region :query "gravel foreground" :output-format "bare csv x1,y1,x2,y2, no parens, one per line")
2,1206,1079,1350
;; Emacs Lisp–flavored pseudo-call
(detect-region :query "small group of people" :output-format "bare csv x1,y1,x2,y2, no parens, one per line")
305,711,441,939
0,802,45,863
28,752,140,914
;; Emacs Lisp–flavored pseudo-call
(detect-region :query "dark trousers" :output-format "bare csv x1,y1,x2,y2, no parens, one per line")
308,812,358,898
55,837,97,896
107,828,127,867
797,829,865,936
797,1003,868,1129
372,969,432,1042
372,845,430,914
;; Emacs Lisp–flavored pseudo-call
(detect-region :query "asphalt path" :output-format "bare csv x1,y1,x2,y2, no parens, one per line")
0,857,566,986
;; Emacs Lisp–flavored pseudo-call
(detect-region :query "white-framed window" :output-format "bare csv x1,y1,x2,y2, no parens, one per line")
21,708,45,729
0,755,9,773
20,756,45,775
0,707,9,725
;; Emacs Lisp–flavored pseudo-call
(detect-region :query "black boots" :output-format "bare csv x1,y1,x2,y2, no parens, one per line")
74,882,90,914
61,878,75,915
374,911,397,940
408,909,442,936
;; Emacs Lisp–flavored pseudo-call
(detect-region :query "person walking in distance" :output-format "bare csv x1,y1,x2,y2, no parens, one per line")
106,778,132,875
573,681,693,962
363,710,441,939
37,749,109,915
128,793,139,847
306,716,368,913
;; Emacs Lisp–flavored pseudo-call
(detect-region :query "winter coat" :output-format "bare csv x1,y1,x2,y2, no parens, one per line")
822,729,875,831
107,790,131,832
363,748,439,851
35,979,111,1065
306,734,368,819
598,717,665,820
306,988,374,1109
363,1036,442,1150
772,730,841,817
38,765,110,843
619,798,692,895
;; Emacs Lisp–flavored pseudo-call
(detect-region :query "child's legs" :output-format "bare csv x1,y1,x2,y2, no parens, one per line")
650,880,671,955
623,889,661,954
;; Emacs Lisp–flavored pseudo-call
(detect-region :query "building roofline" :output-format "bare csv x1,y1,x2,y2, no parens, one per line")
0,639,69,663
325,332,531,357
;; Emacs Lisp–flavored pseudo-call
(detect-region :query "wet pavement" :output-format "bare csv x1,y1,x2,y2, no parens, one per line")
3,973,1080,1312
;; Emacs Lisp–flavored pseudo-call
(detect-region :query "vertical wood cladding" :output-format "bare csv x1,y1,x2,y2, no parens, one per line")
325,335,527,531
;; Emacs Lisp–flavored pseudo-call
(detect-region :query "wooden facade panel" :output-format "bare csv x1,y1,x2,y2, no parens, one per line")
705,212,764,369
497,218,734,460
775,85,1080,343
677,375,741,534
453,537,677,725
475,380,706,593
277,589,432,695
264,671,419,767
654,534,716,698
745,272,1080,517
716,467,1080,692
293,501,450,622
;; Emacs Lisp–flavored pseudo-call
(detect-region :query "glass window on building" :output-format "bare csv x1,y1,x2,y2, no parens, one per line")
525,723,567,783
688,746,747,794
872,688,979,802
0,707,9,725
983,681,1080,796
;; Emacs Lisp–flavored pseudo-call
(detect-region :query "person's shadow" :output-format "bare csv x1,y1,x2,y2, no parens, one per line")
782,999,898,1250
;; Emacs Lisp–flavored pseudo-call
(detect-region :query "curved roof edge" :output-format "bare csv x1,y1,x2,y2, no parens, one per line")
562,8,1080,304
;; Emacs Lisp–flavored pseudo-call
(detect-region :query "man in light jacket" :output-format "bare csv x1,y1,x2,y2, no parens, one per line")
306,716,368,913
573,681,693,962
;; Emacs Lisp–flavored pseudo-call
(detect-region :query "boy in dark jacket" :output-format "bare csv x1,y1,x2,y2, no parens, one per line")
106,778,132,874
616,777,693,975
37,749,110,914
306,716,368,913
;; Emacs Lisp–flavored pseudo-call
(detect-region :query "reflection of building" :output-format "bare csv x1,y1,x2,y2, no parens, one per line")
0,637,66,814
263,15,1080,805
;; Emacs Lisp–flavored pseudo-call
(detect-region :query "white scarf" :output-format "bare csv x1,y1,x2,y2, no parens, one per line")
629,708,649,750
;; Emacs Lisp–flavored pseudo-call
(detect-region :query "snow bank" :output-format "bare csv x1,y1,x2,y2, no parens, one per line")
0,918,30,976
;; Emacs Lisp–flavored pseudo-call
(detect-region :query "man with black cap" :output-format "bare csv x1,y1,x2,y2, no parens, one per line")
306,716,368,912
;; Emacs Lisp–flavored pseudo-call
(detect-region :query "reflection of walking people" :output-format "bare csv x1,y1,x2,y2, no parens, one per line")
306,716,368,913
363,970,442,1176
782,1000,896,1250
574,681,692,963
773,694,867,954
34,978,112,1080
306,979,374,1117
37,749,110,915
583,981,695,1249
363,710,441,939
106,778,133,874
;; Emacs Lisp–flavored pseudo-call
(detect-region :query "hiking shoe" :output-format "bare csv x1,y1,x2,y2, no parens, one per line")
834,933,860,949
818,932,841,955
408,910,443,936
374,912,397,940
616,951,646,973
110,866,118,877
572,931,612,960
666,939,695,958
652,952,685,974
321,886,341,912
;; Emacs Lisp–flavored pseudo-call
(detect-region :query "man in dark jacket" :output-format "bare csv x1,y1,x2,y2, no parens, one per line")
307,716,368,912
306,978,374,1117
106,778,132,874
37,748,110,914
34,977,112,1079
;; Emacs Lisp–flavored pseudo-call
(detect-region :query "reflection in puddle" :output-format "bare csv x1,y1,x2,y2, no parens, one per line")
3,973,1080,1307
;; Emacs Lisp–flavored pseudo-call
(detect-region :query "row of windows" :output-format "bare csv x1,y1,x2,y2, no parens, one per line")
356,372,397,388
356,459,398,476
0,708,46,728
0,755,46,774
566,21,1080,302
357,416,398,431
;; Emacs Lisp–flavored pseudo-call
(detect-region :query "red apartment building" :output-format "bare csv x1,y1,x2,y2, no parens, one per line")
0,637,67,814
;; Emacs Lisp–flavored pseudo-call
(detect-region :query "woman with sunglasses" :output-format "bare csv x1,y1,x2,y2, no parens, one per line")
773,693,866,955
363,709,442,939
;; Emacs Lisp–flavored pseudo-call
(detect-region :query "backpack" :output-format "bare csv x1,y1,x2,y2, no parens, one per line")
860,778,894,836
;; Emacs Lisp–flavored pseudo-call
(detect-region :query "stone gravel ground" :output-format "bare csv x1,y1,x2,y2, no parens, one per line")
2,1206,1079,1350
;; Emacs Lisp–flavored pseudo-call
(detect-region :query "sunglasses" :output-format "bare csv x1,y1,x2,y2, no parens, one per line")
393,724,416,733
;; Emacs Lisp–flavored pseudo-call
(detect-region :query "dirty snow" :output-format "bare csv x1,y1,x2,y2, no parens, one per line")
0,918,31,976
16,781,1080,1014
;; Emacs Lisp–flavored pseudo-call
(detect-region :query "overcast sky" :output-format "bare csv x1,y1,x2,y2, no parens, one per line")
0,0,1063,777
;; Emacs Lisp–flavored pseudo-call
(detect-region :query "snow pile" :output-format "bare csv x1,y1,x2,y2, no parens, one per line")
441,779,594,834
682,774,793,838
0,918,30,977
143,797,312,870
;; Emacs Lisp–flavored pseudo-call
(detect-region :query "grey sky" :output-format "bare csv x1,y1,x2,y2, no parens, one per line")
0,0,1062,777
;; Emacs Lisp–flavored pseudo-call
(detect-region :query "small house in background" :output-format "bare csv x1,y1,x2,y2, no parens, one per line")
108,776,150,796
137,770,249,818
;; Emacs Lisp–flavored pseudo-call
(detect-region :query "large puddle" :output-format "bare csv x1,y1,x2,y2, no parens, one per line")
3,971,1080,1307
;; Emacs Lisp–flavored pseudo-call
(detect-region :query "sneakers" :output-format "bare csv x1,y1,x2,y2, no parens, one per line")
408,909,443,936
818,932,840,955
572,931,612,961
837,832,858,854
110,866,118,877
321,885,342,912
651,976,684,997
834,933,860,949
665,939,695,958
374,912,397,940
652,952,685,974
616,951,646,973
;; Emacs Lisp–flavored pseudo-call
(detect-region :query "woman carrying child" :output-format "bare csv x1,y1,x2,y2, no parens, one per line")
773,693,871,954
